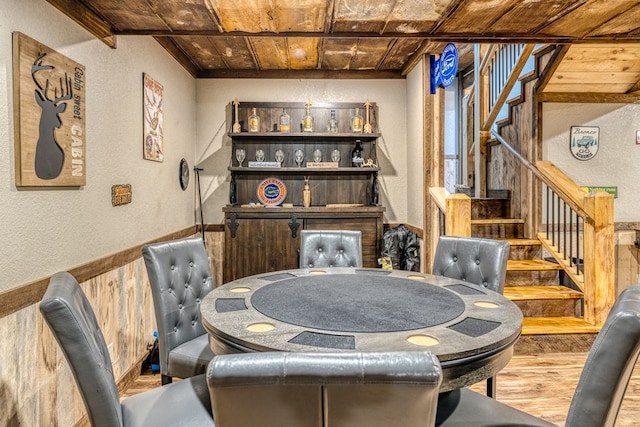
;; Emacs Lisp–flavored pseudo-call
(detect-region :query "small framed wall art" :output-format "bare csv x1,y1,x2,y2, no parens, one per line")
143,73,164,162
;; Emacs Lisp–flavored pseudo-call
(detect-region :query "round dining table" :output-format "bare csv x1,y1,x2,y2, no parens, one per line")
200,267,523,392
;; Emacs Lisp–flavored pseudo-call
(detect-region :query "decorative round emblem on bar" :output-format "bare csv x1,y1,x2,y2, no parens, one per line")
230,287,251,293
474,301,499,308
246,322,275,332
407,334,439,347
256,177,287,206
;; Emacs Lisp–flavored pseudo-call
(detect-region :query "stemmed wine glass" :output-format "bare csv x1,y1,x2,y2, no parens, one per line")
235,148,246,167
255,149,265,162
331,149,341,164
275,149,285,165
295,150,304,167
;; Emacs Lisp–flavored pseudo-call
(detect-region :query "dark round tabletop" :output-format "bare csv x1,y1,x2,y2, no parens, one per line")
201,267,523,391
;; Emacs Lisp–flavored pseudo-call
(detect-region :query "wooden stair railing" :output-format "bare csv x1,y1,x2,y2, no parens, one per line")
491,131,615,327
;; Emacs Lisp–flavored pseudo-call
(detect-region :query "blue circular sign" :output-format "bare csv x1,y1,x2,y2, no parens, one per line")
440,43,458,88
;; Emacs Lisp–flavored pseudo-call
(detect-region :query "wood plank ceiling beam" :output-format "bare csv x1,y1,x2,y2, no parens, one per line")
116,30,640,43
46,0,117,48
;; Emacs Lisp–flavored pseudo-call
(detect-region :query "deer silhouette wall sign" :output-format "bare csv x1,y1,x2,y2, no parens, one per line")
31,52,73,180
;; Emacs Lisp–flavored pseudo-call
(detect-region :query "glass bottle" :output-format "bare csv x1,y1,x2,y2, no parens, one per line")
248,107,260,133
350,108,363,133
279,108,291,133
351,140,364,167
302,99,313,132
327,109,338,133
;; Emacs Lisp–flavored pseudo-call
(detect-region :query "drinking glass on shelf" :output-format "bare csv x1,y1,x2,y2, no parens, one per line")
275,149,285,165
331,149,341,164
295,149,304,167
255,149,265,162
235,148,246,167
313,149,322,162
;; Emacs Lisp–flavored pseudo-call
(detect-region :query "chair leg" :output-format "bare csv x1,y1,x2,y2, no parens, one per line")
161,374,173,385
487,376,496,398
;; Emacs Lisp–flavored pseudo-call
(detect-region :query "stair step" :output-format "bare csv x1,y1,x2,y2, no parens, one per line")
507,259,562,271
504,285,583,301
472,218,525,225
522,317,600,335
499,238,541,246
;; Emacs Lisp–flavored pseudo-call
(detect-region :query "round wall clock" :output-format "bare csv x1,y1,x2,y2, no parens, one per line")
179,158,189,190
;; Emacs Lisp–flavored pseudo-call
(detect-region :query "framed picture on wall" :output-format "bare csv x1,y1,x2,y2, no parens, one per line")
12,32,86,187
143,73,164,162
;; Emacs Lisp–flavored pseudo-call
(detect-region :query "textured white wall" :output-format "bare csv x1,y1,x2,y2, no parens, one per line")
195,79,408,224
543,103,640,223
0,0,196,291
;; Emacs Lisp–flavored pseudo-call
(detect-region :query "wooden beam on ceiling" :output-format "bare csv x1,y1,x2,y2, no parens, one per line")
47,0,117,48
537,92,640,103
111,29,640,43
196,69,404,79
153,37,199,78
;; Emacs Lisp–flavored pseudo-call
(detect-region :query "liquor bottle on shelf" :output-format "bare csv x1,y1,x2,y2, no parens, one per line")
302,99,313,132
327,109,338,133
351,140,364,167
248,108,260,133
279,108,291,133
351,108,363,133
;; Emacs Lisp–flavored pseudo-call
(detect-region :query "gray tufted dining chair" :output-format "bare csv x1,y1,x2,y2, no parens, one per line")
299,230,363,268
432,235,510,398
40,272,214,427
207,350,442,427
436,283,640,427
142,237,215,385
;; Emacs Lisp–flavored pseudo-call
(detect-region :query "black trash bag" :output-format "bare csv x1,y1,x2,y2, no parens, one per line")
382,224,420,271
403,230,420,272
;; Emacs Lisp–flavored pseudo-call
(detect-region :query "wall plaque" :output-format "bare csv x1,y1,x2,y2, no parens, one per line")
570,125,599,161
111,184,132,206
13,32,86,187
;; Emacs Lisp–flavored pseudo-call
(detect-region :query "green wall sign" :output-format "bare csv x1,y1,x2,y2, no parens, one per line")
580,186,617,198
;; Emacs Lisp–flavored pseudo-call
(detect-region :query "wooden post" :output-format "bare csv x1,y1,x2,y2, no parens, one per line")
424,54,446,273
445,194,471,237
583,192,615,326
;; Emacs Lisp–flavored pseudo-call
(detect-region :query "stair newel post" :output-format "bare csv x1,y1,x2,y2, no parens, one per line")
582,191,615,326
445,193,472,237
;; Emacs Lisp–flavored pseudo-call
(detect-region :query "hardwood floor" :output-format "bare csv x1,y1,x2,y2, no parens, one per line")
123,351,640,426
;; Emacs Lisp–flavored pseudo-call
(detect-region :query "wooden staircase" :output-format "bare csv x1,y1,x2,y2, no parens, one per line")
470,198,600,352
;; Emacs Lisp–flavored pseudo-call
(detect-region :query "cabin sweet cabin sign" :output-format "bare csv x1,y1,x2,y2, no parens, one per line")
13,32,86,187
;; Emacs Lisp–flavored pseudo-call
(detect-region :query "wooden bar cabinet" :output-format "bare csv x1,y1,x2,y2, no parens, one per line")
223,101,385,282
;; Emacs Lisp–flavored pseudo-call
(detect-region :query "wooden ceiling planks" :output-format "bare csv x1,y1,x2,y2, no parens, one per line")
544,44,640,94
250,37,291,70
488,0,578,35
83,0,169,31
437,0,516,35
539,0,640,38
46,0,640,85
149,0,221,32
212,0,327,33
285,37,320,69
381,0,445,33
587,3,640,37
377,38,425,71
